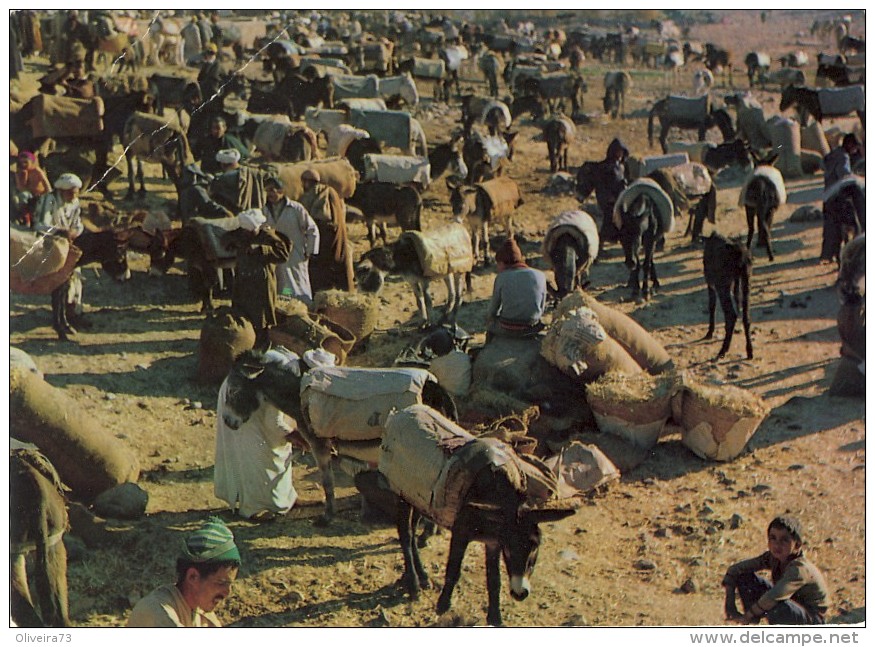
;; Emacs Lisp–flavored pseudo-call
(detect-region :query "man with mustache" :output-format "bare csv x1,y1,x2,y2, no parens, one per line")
127,517,241,627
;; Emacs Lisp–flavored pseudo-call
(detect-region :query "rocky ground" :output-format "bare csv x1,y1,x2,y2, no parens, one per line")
8,8,866,631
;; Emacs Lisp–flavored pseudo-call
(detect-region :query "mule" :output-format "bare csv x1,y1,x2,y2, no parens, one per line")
647,96,736,153
220,351,458,525
543,210,599,300
10,449,70,628
75,228,133,282
120,111,193,200
447,176,523,266
703,233,753,359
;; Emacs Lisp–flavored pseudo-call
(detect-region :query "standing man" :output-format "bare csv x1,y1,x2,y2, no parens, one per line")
197,42,223,103
262,176,320,306
33,173,85,341
298,169,356,292
127,517,241,627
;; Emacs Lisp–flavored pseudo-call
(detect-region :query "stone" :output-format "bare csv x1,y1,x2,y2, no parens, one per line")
92,482,149,519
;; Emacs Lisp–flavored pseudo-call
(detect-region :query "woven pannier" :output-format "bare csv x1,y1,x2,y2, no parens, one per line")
585,372,677,450
312,289,379,345
676,378,770,461
270,311,355,365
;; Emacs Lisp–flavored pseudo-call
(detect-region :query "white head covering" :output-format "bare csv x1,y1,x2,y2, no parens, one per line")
54,173,82,190
215,148,241,165
303,348,337,369
238,209,266,232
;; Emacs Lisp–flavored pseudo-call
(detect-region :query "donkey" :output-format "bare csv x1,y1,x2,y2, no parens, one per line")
221,350,458,525
740,151,784,261
615,181,675,301
10,449,70,628
603,70,632,119
703,232,753,360
346,182,422,248
542,115,575,173
647,96,736,153
383,406,578,627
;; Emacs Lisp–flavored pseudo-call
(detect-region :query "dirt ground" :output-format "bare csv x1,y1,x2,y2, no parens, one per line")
8,9,866,630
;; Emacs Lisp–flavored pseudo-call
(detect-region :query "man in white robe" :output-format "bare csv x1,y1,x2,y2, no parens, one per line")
214,374,298,521
261,174,320,306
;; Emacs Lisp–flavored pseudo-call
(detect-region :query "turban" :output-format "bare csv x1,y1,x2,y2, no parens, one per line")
495,237,524,265
18,151,36,163
204,43,218,54
301,169,321,183
238,209,266,232
54,173,82,190
180,517,240,564
303,348,337,369
216,148,241,165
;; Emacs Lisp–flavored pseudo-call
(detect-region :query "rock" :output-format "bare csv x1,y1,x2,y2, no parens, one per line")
104,393,116,401
634,558,657,570
543,172,576,195
560,548,581,561
564,614,588,626
789,206,822,223
63,534,87,562
92,482,149,519
730,513,744,529
680,578,698,593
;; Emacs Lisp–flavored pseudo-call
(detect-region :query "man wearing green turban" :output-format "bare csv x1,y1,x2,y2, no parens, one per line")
127,517,241,627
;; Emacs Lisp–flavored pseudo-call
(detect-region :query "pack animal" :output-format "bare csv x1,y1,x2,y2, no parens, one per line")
384,406,578,627
703,232,753,359
648,96,735,152
220,351,458,525
615,181,675,301
10,449,70,628
357,224,474,326
740,152,784,261
744,52,771,89
347,182,423,248
543,116,575,173
448,176,523,265
543,210,599,300
703,43,734,86
120,111,193,200
779,84,865,127
603,70,632,118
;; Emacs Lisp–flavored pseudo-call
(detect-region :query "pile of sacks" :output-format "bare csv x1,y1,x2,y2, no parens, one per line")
541,293,770,461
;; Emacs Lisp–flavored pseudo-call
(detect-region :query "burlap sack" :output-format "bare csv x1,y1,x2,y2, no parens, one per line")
10,367,140,499
270,311,355,364
542,441,620,496
767,118,803,179
667,94,710,121
428,350,473,397
197,309,256,384
640,152,690,177
362,153,431,187
541,319,643,383
613,178,675,234
479,176,523,219
410,56,445,79
301,366,434,441
739,165,788,207
401,223,474,278
189,216,241,263
585,372,676,450
557,292,674,374
11,228,70,281
10,235,82,296
542,210,599,268
800,122,830,157
312,290,379,344
275,157,359,200
29,93,105,139
676,380,770,461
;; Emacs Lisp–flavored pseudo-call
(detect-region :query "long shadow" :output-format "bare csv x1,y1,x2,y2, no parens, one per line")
623,391,864,484
38,354,218,400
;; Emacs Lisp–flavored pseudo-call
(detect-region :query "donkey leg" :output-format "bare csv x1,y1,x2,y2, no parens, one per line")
305,426,337,525
397,500,425,597
705,285,718,340
740,279,754,359
485,544,504,627
436,532,469,617
762,209,775,261
125,154,136,200
745,206,756,251
716,287,738,359
137,160,146,197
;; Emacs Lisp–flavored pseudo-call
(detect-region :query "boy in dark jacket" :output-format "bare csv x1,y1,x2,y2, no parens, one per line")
722,515,829,625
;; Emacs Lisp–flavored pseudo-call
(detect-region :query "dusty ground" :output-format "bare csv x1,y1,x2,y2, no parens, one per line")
8,9,866,629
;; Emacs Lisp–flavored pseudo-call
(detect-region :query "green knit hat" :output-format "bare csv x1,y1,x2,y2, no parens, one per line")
181,517,241,564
